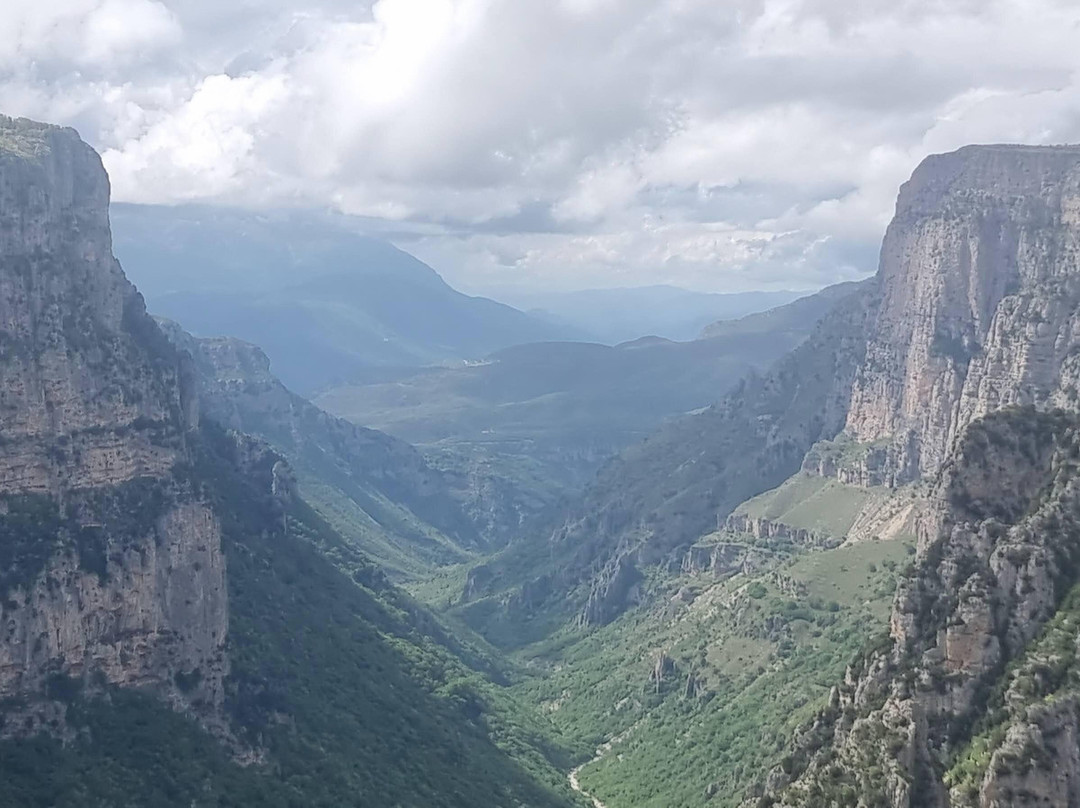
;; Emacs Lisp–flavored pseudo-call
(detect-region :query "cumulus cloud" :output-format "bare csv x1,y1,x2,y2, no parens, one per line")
101,72,291,201
3,0,1080,292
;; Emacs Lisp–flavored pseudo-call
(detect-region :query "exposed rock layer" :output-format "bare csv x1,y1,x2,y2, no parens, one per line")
762,409,1080,807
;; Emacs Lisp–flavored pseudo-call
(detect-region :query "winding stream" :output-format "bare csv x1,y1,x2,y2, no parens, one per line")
568,760,607,808
567,724,640,808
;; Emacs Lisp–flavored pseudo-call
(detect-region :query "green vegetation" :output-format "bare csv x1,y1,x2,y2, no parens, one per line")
158,322,495,582
404,449,919,808
202,423,584,807
0,495,66,597
310,323,814,536
787,538,907,605
0,688,288,807
0,477,174,597
296,468,473,579
0,117,53,161
946,584,1080,800
504,536,911,808
445,533,576,650
0,419,916,808
930,330,975,365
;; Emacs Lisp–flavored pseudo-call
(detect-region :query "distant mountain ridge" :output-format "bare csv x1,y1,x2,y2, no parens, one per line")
699,279,866,340
505,285,805,343
110,204,585,393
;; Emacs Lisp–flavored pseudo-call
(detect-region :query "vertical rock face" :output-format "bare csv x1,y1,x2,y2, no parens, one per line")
845,145,1080,480
755,147,1080,808
0,116,197,492
0,116,226,725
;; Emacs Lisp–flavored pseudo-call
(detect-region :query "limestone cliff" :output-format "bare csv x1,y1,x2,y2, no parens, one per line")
845,145,1080,481
0,116,226,726
734,146,1080,808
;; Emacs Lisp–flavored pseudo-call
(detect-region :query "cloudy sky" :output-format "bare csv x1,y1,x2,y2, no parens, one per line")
4,0,1080,295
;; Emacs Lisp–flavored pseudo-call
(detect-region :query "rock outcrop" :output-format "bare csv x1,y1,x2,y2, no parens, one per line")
799,436,895,487
158,322,485,563
759,408,1080,807
0,116,226,726
722,514,838,549
680,541,774,577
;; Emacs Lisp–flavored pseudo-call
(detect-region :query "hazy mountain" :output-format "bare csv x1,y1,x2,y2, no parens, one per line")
503,285,804,343
699,279,866,340
110,203,584,393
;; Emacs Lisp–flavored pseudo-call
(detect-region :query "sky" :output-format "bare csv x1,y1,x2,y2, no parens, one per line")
4,0,1080,296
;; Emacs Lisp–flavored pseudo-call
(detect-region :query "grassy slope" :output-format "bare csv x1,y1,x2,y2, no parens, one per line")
734,473,875,538
297,471,475,580
212,398,480,580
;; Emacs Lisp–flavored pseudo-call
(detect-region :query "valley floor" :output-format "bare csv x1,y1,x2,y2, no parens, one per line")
410,475,918,808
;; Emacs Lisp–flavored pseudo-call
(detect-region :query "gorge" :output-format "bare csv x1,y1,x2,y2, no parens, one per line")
6,109,1080,808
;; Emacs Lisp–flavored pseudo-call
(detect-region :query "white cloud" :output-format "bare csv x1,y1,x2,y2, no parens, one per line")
102,72,290,201
3,0,1080,292
0,0,180,69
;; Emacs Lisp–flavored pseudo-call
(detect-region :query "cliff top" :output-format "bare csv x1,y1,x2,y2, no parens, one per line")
0,113,110,257
897,142,1080,217
0,115,70,162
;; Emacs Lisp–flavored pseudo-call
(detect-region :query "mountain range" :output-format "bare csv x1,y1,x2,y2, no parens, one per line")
111,203,584,393
310,284,853,544
502,285,804,344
